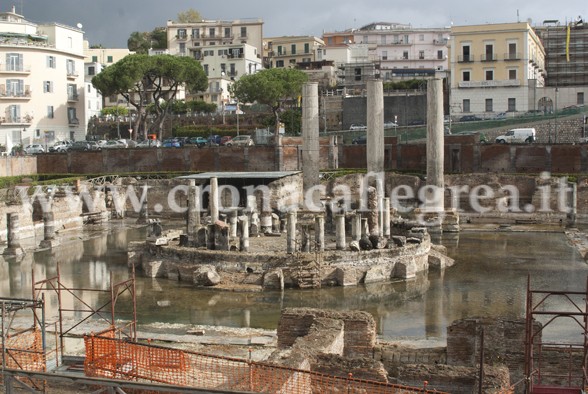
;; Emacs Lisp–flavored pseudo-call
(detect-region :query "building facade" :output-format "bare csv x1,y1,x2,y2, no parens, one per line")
263,35,325,68
449,22,545,118
166,18,263,109
0,6,85,152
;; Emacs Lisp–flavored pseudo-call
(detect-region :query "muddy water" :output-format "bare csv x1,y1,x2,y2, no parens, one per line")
1,225,586,343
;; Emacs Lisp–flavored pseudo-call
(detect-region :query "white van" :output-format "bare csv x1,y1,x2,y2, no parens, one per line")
495,128,536,144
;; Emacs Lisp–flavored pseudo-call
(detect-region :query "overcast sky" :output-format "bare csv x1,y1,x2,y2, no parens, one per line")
15,0,587,48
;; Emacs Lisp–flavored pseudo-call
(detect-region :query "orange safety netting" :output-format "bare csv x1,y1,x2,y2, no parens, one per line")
84,334,448,394
1,329,46,372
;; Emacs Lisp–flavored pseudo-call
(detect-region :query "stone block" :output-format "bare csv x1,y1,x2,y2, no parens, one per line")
193,265,221,286
369,235,388,249
364,265,389,283
349,240,360,252
391,236,406,247
263,268,284,290
334,267,358,286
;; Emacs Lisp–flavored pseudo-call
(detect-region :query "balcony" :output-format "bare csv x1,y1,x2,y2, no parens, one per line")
1,114,33,125
68,118,79,126
480,54,497,62
67,93,79,102
458,79,521,88
176,34,188,41
0,85,31,99
458,55,473,63
0,64,31,74
504,52,521,61
67,71,79,80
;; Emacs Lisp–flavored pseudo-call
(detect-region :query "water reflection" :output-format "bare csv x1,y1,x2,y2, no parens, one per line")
0,227,585,342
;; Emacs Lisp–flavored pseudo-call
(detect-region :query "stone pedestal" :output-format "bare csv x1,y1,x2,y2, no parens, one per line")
40,212,59,249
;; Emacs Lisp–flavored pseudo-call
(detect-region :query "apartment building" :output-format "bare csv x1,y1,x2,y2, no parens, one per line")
263,35,325,68
449,22,545,118
166,18,263,108
0,6,85,152
351,22,450,80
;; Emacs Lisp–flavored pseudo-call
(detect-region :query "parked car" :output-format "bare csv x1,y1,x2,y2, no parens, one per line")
69,141,93,151
494,112,507,120
87,141,101,151
459,115,483,122
137,139,161,148
162,138,182,148
187,136,208,147
349,124,367,131
49,141,69,153
208,135,222,145
226,135,254,146
352,135,367,145
384,121,398,129
220,136,233,146
102,140,126,149
24,144,44,154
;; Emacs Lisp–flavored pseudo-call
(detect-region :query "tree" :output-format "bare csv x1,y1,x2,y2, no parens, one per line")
92,54,208,140
127,31,151,54
231,68,308,142
177,9,203,23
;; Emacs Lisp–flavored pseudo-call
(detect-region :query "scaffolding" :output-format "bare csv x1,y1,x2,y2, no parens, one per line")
524,275,588,393
538,22,588,87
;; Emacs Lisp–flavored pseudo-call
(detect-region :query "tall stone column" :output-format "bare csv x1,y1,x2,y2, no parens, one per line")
301,225,311,253
315,215,325,252
351,213,362,242
367,186,379,236
383,197,391,237
426,78,445,213
367,79,384,174
187,181,201,236
239,215,250,252
302,82,320,210
3,213,24,256
136,187,149,224
335,214,346,250
286,210,297,254
229,209,238,238
209,177,219,223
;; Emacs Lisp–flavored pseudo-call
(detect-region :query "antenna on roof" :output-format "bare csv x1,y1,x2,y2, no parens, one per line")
517,9,520,23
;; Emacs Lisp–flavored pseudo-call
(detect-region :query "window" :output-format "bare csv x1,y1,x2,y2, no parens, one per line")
67,84,77,100
6,79,24,96
362,35,368,43
403,34,409,43
402,51,408,59
485,70,494,81
484,44,494,61
68,107,77,123
177,29,187,39
508,98,516,112
508,69,517,80
192,28,200,38
508,43,517,59
240,27,247,38
179,43,186,54
419,34,424,41
437,50,444,60
419,50,425,59
393,34,399,43
87,85,91,93
8,105,20,122
107,56,113,63
66,59,76,76
47,56,56,68
462,71,471,81
203,64,209,75
47,106,54,119
382,50,388,60
88,66,95,76
277,46,283,55
209,28,215,38
43,81,53,93
35,129,40,138
462,45,470,62
578,92,584,105
463,99,470,112
381,35,386,45
291,44,296,55
304,43,310,54
220,63,226,73
276,60,284,67
354,67,362,81
485,99,493,112
224,27,231,38
6,53,23,71
92,55,98,62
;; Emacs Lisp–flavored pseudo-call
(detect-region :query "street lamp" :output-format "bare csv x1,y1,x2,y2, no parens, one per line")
236,99,240,136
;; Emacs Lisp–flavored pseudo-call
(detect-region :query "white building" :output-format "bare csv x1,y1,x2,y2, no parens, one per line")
0,6,85,152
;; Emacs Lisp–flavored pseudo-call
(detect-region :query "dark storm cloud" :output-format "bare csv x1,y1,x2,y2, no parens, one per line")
17,0,586,48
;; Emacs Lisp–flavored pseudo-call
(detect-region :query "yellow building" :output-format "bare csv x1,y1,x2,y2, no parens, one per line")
449,22,545,119
264,35,325,68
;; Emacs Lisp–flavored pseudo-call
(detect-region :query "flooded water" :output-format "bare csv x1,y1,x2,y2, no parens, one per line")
1,223,586,343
